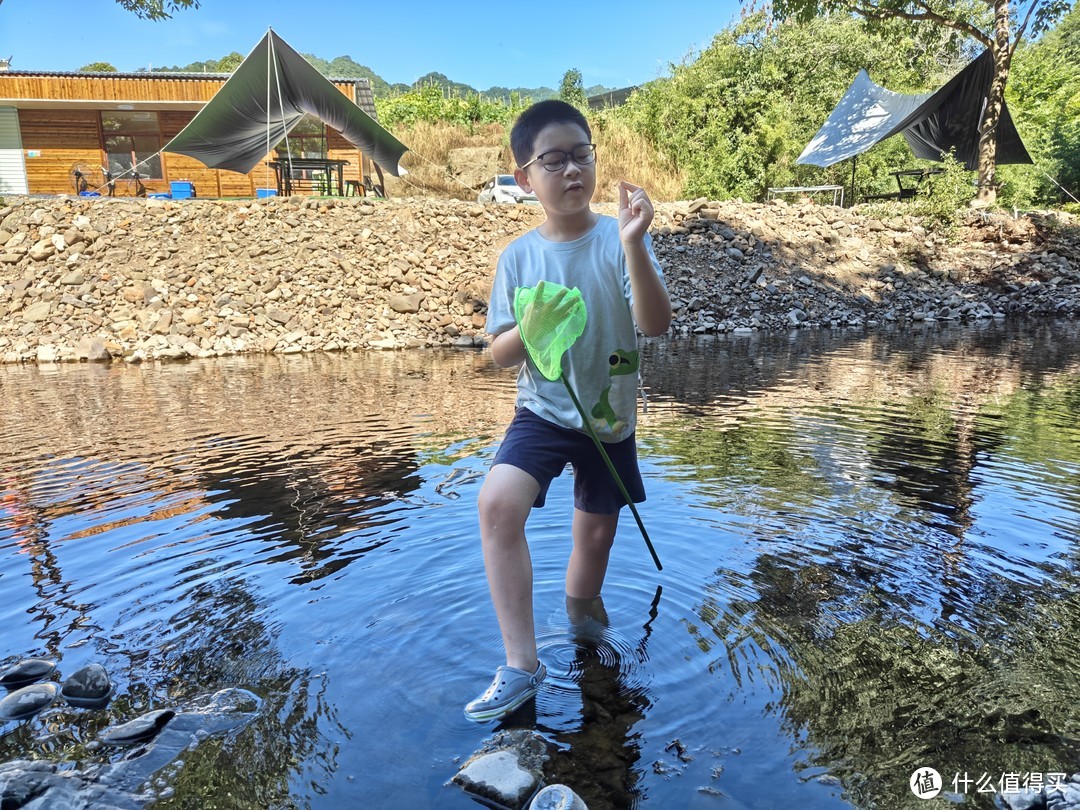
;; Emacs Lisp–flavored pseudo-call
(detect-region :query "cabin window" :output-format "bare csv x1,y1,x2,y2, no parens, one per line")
274,114,327,159
101,111,163,180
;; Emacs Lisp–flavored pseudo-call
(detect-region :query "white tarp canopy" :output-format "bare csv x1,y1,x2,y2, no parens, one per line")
797,50,1031,169
164,29,408,176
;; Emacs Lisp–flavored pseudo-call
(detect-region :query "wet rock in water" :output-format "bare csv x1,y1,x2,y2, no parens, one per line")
0,682,58,721
101,708,175,745
452,730,549,810
1001,788,1049,809
61,663,113,708
529,783,589,810
997,775,1080,810
0,658,56,689
0,760,83,809
1048,780,1080,810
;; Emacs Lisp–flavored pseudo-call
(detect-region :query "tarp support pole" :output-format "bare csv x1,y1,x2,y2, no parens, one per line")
850,156,857,207
268,31,293,182
265,27,272,196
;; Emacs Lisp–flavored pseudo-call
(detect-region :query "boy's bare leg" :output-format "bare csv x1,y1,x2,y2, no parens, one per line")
478,464,542,671
566,509,618,599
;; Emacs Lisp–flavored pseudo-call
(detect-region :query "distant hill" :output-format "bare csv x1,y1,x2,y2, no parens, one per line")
144,53,616,103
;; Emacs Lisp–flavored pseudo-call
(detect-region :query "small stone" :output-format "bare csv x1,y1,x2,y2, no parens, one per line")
0,682,58,721
61,663,113,708
999,787,1046,809
21,301,51,323
388,292,424,313
453,731,549,810
74,337,111,362
0,658,57,690
102,708,175,745
529,784,588,810
453,751,538,810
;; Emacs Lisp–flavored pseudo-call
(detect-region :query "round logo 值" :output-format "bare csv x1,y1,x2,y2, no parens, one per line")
910,767,943,799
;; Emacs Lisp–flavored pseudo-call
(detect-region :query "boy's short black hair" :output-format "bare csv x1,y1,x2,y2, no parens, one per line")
510,100,592,168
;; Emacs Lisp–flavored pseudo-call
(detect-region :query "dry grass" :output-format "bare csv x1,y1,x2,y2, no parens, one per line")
383,117,687,203
385,122,510,200
590,116,685,203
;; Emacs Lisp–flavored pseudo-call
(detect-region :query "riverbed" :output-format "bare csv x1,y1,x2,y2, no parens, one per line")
2,320,1079,809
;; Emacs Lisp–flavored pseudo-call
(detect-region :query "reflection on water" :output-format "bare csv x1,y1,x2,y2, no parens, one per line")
1,320,1079,809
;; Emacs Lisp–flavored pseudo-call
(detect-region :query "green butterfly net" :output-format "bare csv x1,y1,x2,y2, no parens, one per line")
513,281,588,382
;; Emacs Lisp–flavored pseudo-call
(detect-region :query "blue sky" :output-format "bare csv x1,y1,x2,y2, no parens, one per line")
0,0,744,90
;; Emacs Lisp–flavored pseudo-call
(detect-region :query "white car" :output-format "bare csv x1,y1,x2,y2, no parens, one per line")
478,174,539,205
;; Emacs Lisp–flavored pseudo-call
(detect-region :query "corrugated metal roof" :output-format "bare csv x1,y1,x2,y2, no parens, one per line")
0,69,372,85
354,78,378,120
0,70,379,117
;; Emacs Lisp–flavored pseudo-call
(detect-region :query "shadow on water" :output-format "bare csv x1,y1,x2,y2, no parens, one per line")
1,321,1079,808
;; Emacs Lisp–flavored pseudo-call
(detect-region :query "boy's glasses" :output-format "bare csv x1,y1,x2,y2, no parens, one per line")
520,143,596,172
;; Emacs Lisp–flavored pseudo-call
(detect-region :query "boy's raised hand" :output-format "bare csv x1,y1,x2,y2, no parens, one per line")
618,181,654,244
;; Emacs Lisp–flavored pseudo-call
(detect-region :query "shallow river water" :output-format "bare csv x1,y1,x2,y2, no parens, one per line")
2,320,1080,810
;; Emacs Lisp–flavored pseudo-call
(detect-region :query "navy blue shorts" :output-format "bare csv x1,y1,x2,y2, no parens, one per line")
492,407,645,514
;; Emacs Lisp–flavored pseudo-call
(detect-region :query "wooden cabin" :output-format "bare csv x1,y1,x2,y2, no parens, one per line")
0,69,381,198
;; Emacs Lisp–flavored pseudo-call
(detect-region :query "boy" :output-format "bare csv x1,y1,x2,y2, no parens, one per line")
466,100,671,722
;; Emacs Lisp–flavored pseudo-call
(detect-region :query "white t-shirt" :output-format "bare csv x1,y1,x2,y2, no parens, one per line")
486,215,665,443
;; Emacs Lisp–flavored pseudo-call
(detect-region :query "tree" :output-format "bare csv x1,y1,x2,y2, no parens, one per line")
214,52,244,72
1009,3,1080,203
79,62,119,72
769,0,1075,205
558,68,587,110
114,0,199,19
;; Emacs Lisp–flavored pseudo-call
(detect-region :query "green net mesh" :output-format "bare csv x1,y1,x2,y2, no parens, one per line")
514,281,588,381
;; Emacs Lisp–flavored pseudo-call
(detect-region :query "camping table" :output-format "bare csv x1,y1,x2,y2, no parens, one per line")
266,158,350,196
892,167,945,199
767,185,844,206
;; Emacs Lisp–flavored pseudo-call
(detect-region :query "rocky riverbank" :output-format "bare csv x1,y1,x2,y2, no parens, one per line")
0,195,1077,364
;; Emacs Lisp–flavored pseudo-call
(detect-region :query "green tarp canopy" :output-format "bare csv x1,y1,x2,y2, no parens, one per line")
164,29,408,176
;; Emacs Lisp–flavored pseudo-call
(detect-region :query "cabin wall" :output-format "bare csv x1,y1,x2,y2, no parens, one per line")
18,110,102,195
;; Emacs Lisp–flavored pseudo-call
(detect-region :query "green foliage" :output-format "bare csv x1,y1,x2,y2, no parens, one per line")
79,62,119,72
558,68,587,111
114,0,199,19
375,83,527,131
910,149,976,232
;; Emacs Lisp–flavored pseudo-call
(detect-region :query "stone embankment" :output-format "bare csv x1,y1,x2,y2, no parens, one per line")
0,195,1077,364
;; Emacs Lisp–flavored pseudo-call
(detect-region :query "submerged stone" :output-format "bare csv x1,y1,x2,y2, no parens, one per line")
453,730,550,810
529,784,589,810
101,708,175,745
0,658,57,690
61,663,113,708
0,682,58,721
454,751,537,810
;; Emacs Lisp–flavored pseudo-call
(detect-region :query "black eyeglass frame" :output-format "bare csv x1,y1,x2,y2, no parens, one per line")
519,143,597,172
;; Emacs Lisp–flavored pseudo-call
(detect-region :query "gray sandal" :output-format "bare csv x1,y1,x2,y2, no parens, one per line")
464,662,546,722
